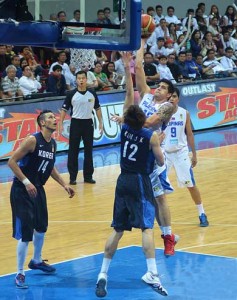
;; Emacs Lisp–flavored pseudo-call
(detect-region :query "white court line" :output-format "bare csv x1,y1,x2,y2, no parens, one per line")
0,244,236,278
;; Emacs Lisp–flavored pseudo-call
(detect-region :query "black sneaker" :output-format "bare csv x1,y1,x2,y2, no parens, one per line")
28,259,56,273
84,178,96,184
69,180,77,185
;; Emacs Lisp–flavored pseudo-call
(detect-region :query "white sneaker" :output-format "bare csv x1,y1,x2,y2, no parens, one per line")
142,272,168,296
95,272,107,298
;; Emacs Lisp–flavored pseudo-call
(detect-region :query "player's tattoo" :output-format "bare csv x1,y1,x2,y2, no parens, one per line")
156,102,175,126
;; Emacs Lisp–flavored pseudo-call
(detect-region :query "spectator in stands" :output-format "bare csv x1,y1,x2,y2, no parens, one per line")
209,5,222,25
46,64,66,96
195,54,214,79
197,2,209,26
143,52,160,86
174,34,187,55
195,7,208,34
207,17,222,42
95,50,108,65
114,9,126,28
103,62,120,89
70,9,80,22
67,65,77,89
1,65,23,101
185,51,202,79
103,7,112,24
0,45,11,74
182,9,198,31
94,9,106,24
176,51,190,81
19,46,43,77
190,30,203,58
93,62,112,91
49,13,57,21
222,5,236,27
147,6,155,18
203,49,225,76
155,18,170,40
157,55,176,83
165,6,179,25
220,47,237,77
153,5,164,26
149,37,167,63
49,51,70,90
164,38,176,56
6,45,15,58
168,23,178,43
201,31,217,57
2,55,22,78
19,65,42,97
57,11,67,22
167,53,182,82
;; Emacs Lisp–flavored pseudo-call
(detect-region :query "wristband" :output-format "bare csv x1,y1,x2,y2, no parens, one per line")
22,178,31,186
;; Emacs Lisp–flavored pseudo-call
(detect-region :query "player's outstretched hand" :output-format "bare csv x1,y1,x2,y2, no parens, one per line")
64,185,75,198
110,113,123,124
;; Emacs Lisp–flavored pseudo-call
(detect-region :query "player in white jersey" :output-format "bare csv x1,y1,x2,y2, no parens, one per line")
164,88,209,227
115,43,178,256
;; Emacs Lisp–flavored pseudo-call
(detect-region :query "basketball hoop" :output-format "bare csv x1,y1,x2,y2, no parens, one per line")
66,27,98,70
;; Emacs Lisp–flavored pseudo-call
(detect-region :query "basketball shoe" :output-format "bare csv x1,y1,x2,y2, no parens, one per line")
15,273,28,289
162,234,180,256
199,213,209,227
95,272,107,298
28,259,56,273
142,272,168,296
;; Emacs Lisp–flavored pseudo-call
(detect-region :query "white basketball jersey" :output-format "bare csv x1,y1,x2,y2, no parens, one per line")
139,93,168,133
164,106,188,152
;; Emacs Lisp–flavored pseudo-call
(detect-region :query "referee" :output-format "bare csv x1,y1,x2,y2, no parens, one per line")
60,70,103,184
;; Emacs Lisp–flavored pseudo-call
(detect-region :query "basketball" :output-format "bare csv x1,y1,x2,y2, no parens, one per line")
141,14,156,37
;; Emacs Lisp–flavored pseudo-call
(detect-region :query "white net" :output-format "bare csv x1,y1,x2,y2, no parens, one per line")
70,48,96,70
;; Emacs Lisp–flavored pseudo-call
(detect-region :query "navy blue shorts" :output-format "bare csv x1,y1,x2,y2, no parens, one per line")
10,181,48,242
111,173,155,231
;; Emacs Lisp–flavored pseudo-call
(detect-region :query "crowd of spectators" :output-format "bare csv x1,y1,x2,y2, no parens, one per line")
1,3,237,102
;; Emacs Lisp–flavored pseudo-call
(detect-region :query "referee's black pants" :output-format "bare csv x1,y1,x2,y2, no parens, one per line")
67,118,94,182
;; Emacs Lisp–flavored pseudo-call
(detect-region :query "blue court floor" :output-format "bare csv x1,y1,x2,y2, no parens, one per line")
0,246,236,300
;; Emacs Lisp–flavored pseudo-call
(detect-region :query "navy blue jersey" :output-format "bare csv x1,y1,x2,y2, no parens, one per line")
14,132,56,186
120,124,155,175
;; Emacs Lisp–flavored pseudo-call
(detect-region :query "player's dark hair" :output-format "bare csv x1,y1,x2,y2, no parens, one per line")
37,110,53,128
124,105,146,130
157,78,175,94
173,87,180,98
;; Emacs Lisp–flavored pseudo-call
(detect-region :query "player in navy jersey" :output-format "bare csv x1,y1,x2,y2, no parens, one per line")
95,105,168,297
111,49,178,257
60,70,103,185
8,110,75,289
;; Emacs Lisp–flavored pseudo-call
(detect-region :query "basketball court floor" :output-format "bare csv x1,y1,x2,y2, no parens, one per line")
0,126,237,300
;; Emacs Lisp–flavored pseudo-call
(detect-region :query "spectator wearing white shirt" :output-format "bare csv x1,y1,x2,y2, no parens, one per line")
19,65,42,97
155,18,170,40
70,9,80,22
157,55,176,83
220,47,237,77
182,9,199,31
165,6,179,25
149,37,167,63
153,5,164,26
49,51,71,89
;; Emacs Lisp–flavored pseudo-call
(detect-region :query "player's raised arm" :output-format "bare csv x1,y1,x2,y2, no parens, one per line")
135,38,151,99
150,132,164,166
122,51,135,113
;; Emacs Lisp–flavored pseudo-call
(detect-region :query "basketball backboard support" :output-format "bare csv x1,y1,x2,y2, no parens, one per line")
0,0,142,51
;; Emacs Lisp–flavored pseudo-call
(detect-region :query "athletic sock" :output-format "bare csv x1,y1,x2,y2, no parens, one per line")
33,230,45,263
17,239,29,275
100,258,111,274
197,204,205,216
146,258,158,275
163,226,172,236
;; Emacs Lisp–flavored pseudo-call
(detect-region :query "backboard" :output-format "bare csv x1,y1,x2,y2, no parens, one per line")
0,0,142,51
